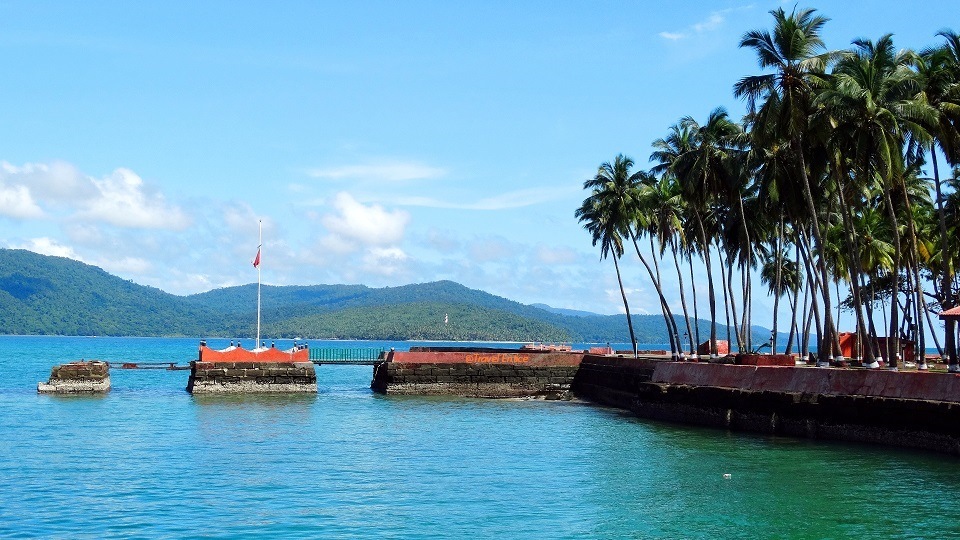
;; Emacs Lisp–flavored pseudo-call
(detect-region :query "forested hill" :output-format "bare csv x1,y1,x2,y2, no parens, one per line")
0,248,770,344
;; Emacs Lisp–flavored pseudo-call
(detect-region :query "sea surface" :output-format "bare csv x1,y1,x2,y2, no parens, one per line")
1,336,958,539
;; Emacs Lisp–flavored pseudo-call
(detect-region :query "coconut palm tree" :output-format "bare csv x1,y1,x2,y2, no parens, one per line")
820,34,935,368
576,155,644,357
734,6,842,364
652,111,742,358
915,31,960,369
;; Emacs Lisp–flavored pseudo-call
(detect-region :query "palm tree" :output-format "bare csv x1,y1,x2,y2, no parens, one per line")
821,34,935,368
576,155,642,357
734,6,842,364
652,111,742,358
916,31,960,369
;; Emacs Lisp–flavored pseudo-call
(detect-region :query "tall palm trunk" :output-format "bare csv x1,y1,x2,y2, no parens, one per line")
932,149,957,368
771,218,785,354
672,241,695,357
648,235,682,358
798,228,824,355
718,245,735,350
833,167,876,363
900,187,929,367
882,190,902,369
688,251,702,355
612,255,638,358
792,136,842,362
629,231,679,358
694,213,719,357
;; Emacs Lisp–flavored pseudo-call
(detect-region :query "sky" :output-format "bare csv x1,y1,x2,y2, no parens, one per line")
0,1,952,330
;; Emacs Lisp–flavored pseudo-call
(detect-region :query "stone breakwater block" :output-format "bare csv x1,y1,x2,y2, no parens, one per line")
38,361,110,394
371,361,579,398
187,361,317,394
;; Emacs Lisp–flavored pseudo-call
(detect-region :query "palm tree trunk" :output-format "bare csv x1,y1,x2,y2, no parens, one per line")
648,234,682,359
629,231,679,358
932,148,957,369
771,218,785,354
718,246,735,350
798,228,824,356
831,170,875,364
612,255,638,358
694,213,719,358
672,241,695,357
688,251,702,356
792,136,841,362
900,187,929,367
882,190,902,369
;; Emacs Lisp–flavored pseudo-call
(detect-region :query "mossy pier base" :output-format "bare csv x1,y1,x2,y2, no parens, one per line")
38,361,110,394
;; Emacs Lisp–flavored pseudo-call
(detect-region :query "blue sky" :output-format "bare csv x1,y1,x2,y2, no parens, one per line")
0,1,950,326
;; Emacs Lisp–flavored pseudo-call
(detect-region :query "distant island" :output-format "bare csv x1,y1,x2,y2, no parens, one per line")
0,249,773,343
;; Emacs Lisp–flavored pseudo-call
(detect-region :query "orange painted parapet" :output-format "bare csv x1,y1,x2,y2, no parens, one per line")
389,350,584,367
735,354,795,366
651,362,960,403
198,345,309,363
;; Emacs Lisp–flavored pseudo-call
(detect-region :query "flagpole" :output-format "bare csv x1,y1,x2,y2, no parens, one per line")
256,219,262,350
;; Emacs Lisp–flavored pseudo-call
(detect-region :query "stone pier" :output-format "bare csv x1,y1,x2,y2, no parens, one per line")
38,361,110,394
371,348,583,399
186,343,317,394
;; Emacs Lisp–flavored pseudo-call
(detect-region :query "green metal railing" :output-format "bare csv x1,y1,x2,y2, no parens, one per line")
308,347,387,364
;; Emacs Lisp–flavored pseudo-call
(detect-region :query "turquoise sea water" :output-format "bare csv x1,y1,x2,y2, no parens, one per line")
1,336,959,539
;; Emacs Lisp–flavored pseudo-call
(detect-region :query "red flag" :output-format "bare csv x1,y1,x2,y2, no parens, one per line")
253,246,261,268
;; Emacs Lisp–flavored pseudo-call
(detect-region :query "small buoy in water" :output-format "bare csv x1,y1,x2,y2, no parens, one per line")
723,473,732,479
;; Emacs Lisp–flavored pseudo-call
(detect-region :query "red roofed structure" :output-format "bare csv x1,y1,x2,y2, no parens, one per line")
939,306,960,319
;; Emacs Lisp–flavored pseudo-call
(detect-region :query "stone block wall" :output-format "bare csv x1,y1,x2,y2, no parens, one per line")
371,362,580,399
38,361,110,394
187,361,317,394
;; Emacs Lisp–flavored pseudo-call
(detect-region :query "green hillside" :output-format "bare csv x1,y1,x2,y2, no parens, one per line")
0,249,217,336
0,248,775,344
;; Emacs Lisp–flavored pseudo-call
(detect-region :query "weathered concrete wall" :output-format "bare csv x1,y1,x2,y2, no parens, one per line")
38,361,110,394
571,355,660,408
573,357,960,455
187,361,317,394
371,361,580,399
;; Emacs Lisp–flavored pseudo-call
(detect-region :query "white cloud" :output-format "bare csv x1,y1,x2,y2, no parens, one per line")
18,237,83,260
469,237,513,263
79,168,191,230
0,184,44,219
0,161,190,230
363,246,409,276
535,245,578,265
321,192,409,247
692,13,725,33
308,161,446,182
97,256,151,275
658,6,752,41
